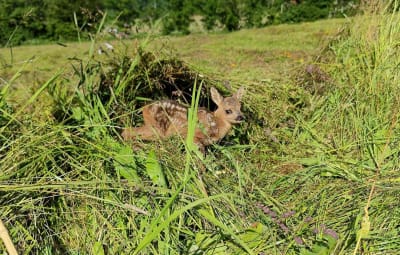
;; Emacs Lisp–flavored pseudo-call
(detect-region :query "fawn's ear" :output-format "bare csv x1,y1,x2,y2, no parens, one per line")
210,87,223,105
234,86,245,100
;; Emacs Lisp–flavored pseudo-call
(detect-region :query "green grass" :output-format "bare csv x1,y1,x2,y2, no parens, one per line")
0,18,345,94
1,2,400,254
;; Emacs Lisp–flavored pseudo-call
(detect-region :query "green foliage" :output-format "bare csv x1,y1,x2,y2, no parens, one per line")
279,1,330,23
202,0,240,31
242,0,270,28
0,0,360,45
301,234,338,255
103,0,140,25
162,0,192,35
0,0,44,45
145,150,167,187
0,0,105,45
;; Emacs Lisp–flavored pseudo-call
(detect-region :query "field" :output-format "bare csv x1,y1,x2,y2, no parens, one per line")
1,3,400,255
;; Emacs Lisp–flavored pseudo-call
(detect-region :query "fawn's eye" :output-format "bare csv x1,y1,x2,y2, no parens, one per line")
225,109,233,114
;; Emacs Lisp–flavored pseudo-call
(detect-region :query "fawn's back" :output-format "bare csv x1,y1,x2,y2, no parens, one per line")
122,87,245,150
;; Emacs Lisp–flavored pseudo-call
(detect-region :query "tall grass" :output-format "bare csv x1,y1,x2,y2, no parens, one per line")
1,1,400,254
292,0,400,254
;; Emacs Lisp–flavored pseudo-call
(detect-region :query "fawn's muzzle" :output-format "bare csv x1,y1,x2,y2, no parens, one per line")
236,115,245,122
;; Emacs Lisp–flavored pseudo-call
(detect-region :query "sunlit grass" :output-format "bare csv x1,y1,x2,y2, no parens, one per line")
1,2,400,254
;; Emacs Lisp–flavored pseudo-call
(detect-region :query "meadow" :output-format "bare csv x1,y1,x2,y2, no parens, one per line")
0,2,399,255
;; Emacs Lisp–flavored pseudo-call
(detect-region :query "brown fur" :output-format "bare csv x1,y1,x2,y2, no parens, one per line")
122,87,245,151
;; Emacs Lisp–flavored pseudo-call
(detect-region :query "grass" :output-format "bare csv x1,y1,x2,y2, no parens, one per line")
0,18,345,95
1,1,400,254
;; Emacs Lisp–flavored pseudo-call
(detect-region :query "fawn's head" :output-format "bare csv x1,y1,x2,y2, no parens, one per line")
211,86,245,124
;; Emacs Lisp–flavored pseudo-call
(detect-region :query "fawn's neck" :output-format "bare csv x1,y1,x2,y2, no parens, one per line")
213,111,232,141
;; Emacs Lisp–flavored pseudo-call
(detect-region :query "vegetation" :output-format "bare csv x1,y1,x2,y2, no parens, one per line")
0,0,359,45
1,0,400,254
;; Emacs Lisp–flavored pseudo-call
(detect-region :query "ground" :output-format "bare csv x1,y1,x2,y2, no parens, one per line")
1,14,398,254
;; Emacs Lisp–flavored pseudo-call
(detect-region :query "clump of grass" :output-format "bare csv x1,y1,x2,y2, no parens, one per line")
296,0,400,173
50,43,216,125
288,0,400,254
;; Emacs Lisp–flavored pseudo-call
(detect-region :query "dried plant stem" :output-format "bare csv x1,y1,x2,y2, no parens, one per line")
0,219,18,255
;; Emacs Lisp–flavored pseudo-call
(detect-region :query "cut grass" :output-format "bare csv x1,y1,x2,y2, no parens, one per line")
1,3,400,254
0,18,346,95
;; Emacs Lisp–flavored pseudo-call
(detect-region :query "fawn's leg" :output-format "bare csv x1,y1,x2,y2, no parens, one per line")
122,126,162,141
193,130,207,155
122,106,164,141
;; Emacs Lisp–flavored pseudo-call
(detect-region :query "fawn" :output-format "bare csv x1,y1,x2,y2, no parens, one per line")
121,87,245,152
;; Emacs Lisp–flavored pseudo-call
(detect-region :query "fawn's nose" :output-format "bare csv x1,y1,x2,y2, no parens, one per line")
236,115,245,122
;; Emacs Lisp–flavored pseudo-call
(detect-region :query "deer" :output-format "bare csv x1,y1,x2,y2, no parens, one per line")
121,86,245,152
